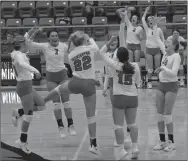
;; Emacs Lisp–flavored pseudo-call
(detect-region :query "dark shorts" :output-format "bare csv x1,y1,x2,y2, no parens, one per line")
127,43,141,51
46,69,68,84
157,82,179,94
68,76,96,97
109,77,113,88
146,47,161,56
113,95,138,109
16,80,33,98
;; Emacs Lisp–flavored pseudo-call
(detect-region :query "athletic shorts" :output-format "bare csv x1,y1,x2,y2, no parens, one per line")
68,76,96,97
46,69,68,84
127,43,141,51
113,95,138,109
157,82,179,94
146,47,160,56
109,77,113,88
16,80,33,98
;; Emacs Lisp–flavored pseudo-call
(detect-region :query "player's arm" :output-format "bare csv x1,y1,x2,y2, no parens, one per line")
121,6,131,28
159,28,165,43
161,54,181,77
15,54,40,74
103,74,109,91
134,63,141,85
119,10,126,47
142,6,150,31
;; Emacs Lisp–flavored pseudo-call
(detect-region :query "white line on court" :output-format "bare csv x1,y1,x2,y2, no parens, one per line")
72,110,98,160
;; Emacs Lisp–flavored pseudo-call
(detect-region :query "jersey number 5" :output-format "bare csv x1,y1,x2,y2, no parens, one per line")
74,56,92,71
118,73,133,85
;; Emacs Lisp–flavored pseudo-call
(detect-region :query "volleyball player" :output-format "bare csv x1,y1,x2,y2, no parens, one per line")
100,8,141,160
152,20,181,152
11,35,46,154
43,31,100,155
25,27,76,139
142,6,165,89
167,28,187,87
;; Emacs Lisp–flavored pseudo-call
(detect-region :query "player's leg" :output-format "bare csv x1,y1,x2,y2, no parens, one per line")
47,81,66,139
32,88,46,111
153,83,166,150
154,52,162,80
179,50,185,87
146,48,154,89
128,49,134,63
134,48,142,87
124,96,139,159
163,82,178,152
113,95,128,160
60,69,76,136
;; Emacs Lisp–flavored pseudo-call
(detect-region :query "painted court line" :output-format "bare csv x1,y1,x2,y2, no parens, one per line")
72,110,98,160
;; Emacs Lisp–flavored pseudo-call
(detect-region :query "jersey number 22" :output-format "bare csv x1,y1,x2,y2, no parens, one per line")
74,56,92,71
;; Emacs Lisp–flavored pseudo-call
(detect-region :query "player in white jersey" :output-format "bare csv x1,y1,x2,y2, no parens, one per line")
100,10,141,160
152,21,181,152
25,27,76,139
167,28,187,87
142,6,165,89
43,31,100,155
11,35,46,154
123,6,144,68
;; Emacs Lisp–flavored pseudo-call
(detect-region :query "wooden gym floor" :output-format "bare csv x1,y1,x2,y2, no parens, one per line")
1,88,188,160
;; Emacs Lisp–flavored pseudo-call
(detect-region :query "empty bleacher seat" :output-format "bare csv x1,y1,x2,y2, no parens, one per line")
72,17,87,32
154,1,170,15
55,17,70,37
39,18,54,26
105,1,119,16
1,1,17,18
171,1,187,15
92,17,107,37
1,19,5,27
23,18,38,26
53,1,68,17
36,1,52,17
69,1,85,17
6,19,21,27
173,15,187,23
18,1,35,18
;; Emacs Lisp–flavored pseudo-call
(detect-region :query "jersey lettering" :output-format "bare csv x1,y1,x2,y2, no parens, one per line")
162,57,168,66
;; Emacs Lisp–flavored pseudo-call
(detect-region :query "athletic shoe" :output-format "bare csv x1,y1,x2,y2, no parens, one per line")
89,145,100,155
15,139,31,154
147,82,152,89
164,140,176,152
114,146,128,160
153,141,166,150
68,125,76,136
59,127,67,139
124,132,131,144
131,148,139,159
12,109,20,127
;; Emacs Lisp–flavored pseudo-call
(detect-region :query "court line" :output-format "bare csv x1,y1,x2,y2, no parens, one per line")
72,110,98,160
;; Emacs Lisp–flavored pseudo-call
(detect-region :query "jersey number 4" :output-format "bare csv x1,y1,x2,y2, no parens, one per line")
118,73,133,85
74,56,92,71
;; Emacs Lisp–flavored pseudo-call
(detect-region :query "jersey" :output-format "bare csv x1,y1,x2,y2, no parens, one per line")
159,52,181,82
146,28,162,48
68,39,99,79
167,36,186,50
11,51,33,81
27,41,68,72
126,24,143,44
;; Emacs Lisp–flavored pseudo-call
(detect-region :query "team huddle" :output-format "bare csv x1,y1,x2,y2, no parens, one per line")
11,6,185,160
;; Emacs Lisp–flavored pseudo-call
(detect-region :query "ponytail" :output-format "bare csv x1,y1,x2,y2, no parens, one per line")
122,62,135,75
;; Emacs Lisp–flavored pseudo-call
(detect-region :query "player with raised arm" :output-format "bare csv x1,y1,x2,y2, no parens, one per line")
25,27,76,139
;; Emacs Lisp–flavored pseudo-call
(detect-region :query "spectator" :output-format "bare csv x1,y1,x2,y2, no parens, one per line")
85,1,105,24
1,32,14,54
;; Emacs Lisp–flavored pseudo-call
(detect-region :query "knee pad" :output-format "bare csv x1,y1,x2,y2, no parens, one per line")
63,101,71,109
127,123,137,129
54,85,61,95
23,114,33,123
87,116,96,124
164,115,172,124
54,102,62,111
148,69,153,74
157,113,164,122
114,124,123,130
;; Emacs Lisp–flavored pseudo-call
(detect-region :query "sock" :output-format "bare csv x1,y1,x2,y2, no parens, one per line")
67,118,73,127
90,138,97,147
57,119,64,127
132,143,138,151
127,127,130,133
18,109,24,117
168,134,174,143
20,133,27,143
159,133,165,142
